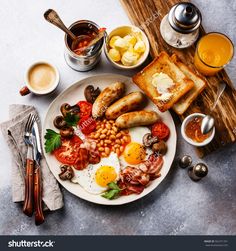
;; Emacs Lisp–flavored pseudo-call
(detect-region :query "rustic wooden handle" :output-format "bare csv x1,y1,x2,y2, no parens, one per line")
34,165,45,225
23,159,34,217
19,86,31,96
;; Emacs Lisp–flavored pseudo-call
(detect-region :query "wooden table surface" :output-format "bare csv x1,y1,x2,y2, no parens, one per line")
120,0,236,157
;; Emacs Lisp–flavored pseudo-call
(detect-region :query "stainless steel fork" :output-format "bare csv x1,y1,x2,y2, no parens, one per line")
23,114,36,217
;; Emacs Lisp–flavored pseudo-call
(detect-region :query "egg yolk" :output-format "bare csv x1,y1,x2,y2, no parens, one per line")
95,166,117,187
123,142,146,165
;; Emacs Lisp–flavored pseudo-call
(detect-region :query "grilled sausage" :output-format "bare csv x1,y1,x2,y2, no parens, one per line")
115,111,159,129
105,91,145,120
92,82,125,118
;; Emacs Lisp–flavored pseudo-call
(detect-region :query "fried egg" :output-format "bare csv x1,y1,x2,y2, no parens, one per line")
120,127,152,167
74,153,120,194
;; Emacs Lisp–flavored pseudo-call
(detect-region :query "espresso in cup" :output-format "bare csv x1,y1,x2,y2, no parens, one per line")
20,62,59,96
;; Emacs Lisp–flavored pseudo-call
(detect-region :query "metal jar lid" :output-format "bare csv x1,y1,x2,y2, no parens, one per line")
168,2,202,34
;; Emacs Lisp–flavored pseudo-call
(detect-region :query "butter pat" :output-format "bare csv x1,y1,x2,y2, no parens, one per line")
152,72,175,102
108,48,121,62
123,35,137,46
121,51,139,66
134,40,146,53
108,30,146,67
152,72,175,94
114,38,129,50
154,92,173,102
109,36,121,48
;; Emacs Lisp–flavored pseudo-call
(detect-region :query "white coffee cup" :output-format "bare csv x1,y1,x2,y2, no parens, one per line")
20,61,59,96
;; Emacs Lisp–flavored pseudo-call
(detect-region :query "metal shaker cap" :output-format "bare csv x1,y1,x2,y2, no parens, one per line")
168,2,202,34
188,163,208,181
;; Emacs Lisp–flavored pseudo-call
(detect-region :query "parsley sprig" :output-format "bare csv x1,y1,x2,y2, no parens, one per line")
44,129,61,153
64,113,80,127
44,111,79,153
102,182,122,200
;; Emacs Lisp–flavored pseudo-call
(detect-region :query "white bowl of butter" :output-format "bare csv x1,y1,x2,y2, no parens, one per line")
104,25,150,69
20,62,59,96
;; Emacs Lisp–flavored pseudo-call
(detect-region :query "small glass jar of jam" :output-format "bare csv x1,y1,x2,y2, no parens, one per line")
181,113,215,146
185,116,211,143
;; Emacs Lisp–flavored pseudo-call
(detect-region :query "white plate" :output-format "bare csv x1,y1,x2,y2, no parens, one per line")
43,74,177,205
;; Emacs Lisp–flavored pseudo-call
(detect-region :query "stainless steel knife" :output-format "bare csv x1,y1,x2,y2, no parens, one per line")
32,118,45,225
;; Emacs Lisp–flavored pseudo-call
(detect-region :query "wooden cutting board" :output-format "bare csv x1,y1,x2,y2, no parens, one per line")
120,0,236,157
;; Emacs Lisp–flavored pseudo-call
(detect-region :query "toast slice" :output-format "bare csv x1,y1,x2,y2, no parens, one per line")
171,54,207,115
132,52,194,112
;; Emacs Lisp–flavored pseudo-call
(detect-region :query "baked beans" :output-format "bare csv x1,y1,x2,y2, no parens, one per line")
89,119,131,157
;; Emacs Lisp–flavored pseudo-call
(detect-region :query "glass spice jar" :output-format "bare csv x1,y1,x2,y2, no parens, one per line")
160,2,202,49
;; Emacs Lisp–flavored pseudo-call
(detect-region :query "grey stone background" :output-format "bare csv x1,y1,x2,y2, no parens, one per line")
0,0,235,235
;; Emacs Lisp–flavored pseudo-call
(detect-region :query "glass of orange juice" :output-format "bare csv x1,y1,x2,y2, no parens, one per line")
194,32,234,76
